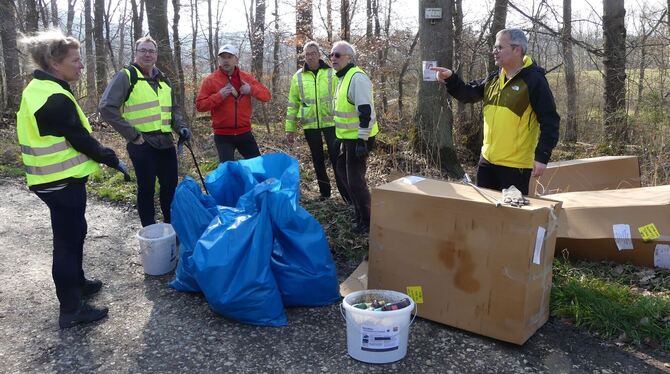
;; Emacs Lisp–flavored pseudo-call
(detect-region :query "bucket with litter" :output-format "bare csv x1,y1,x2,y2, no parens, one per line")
137,223,178,275
341,289,416,364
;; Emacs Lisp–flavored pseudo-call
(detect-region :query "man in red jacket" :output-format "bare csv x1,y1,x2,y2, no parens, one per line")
196,44,272,163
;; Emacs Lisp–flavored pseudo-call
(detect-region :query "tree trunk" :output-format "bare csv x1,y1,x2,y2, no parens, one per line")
397,30,419,121
172,0,186,113
562,0,577,143
145,0,177,83
189,0,199,119
272,0,280,95
93,0,107,100
366,0,372,42
207,0,214,71
84,0,96,110
104,0,117,72
50,0,58,27
131,0,143,43
486,0,507,73
415,0,463,178
251,0,266,80
0,0,21,112
326,0,332,42
117,0,127,68
296,0,313,68
25,0,38,32
340,0,350,40
39,0,49,29
602,0,627,149
66,0,76,35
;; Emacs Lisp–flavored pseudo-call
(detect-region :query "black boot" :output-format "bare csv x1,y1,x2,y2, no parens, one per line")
81,279,103,297
59,302,108,329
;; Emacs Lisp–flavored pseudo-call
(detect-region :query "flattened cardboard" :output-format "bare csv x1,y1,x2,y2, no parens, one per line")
367,177,562,345
546,185,670,268
530,156,641,197
339,260,368,296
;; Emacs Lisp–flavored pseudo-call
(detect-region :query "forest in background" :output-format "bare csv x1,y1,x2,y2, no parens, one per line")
0,0,668,183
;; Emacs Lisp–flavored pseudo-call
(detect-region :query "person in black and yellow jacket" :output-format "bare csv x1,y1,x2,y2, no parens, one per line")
330,41,380,234
432,28,560,195
285,41,350,202
16,30,130,329
99,36,191,227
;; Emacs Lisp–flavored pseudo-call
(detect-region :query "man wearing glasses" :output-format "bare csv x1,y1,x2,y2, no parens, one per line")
99,36,191,227
330,40,379,234
431,28,560,195
285,41,350,203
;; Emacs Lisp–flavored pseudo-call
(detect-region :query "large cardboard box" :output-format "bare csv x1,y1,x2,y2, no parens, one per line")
530,156,641,197
546,186,670,268
367,177,562,345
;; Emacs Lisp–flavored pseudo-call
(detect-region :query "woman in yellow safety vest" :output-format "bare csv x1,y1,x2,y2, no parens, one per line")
16,30,130,329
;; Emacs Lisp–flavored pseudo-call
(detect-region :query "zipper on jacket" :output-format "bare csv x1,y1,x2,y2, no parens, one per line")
313,70,320,129
227,72,239,130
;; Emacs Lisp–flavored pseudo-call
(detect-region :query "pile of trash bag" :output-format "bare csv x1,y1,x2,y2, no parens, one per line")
170,153,341,326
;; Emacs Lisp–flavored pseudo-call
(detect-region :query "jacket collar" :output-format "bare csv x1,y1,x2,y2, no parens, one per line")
335,63,356,78
33,70,73,93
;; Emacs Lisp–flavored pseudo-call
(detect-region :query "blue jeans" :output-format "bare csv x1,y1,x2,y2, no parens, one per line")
127,142,178,227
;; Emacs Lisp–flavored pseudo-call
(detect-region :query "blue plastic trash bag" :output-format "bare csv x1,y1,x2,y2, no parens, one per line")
169,177,218,292
206,153,300,207
204,160,257,207
192,181,288,326
268,191,340,306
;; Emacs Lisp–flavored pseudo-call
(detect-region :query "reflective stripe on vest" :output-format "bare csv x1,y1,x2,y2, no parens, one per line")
333,66,379,139
122,66,173,133
16,78,101,186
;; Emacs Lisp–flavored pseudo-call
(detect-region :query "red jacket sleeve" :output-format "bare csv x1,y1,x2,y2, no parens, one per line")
195,75,224,112
243,73,272,102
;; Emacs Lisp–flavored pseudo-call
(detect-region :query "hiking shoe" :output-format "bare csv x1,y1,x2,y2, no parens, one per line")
81,279,103,297
59,303,108,329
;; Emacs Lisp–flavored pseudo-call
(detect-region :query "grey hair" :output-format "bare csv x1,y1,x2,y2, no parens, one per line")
303,41,320,52
135,36,157,50
498,28,528,54
18,29,80,71
332,40,356,60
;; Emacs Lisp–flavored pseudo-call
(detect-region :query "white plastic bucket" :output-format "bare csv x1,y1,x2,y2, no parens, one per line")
341,289,416,364
137,223,177,275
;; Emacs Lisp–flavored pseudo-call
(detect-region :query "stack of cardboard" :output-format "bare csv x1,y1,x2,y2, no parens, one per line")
530,156,641,197
546,186,670,268
363,176,562,345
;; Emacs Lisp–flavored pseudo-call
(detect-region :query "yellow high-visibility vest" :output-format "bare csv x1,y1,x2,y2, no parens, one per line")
333,66,379,140
16,78,100,186
122,65,173,133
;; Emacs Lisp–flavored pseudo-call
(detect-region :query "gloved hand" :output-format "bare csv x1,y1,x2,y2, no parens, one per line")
179,127,191,141
116,160,132,182
354,139,369,158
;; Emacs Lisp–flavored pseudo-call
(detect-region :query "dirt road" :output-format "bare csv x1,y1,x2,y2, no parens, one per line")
1,178,668,373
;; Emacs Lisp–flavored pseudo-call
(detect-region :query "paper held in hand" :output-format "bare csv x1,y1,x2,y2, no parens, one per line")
422,61,437,81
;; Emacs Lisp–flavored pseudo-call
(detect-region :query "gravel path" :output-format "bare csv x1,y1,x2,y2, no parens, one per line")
1,178,668,373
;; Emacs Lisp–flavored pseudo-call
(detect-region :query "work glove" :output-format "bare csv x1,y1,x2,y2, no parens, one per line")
116,160,132,182
354,139,369,158
179,127,191,142
240,81,251,95
502,185,529,207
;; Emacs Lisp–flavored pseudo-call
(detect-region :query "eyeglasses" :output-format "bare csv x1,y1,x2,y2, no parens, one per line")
492,44,519,52
329,52,348,59
305,51,319,57
136,48,157,55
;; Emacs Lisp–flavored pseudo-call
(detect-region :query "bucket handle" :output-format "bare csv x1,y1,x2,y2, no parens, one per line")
340,302,418,327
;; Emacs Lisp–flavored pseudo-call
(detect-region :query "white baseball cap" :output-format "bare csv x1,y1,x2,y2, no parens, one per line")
218,44,238,57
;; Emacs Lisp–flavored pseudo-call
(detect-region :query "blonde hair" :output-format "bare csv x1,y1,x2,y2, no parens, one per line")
18,29,80,71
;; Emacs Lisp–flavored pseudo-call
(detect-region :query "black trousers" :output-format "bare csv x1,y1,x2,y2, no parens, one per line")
35,183,88,312
476,157,532,195
127,142,178,227
214,132,261,163
336,137,375,228
304,126,350,202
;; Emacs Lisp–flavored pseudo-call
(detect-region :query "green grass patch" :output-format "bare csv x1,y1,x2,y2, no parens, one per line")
0,164,24,178
87,167,137,203
551,259,670,348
